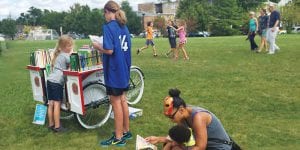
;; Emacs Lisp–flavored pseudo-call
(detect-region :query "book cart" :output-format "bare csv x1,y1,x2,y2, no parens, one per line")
27,47,145,129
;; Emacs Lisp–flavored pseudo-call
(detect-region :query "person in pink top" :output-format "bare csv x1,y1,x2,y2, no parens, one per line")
175,20,189,60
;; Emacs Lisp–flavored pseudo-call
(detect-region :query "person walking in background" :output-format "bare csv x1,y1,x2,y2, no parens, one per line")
257,8,269,53
165,20,177,59
266,3,280,55
137,21,158,57
92,0,132,147
175,20,189,60
47,35,74,132
248,11,258,51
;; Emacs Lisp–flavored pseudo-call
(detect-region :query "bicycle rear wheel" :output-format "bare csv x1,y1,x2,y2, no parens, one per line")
60,110,74,120
76,82,112,129
126,66,144,105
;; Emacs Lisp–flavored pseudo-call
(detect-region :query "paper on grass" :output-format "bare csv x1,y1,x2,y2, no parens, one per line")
136,135,157,150
89,35,103,45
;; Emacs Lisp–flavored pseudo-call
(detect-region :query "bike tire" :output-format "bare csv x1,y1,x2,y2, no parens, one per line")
76,82,112,129
126,66,145,105
60,110,74,120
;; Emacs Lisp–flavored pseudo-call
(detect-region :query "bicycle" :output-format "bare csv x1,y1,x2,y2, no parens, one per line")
27,65,144,129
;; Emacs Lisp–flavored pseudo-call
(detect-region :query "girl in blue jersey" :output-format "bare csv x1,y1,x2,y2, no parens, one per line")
92,0,131,147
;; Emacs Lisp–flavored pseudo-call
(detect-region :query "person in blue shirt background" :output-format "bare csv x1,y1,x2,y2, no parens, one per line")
266,3,280,55
92,0,132,147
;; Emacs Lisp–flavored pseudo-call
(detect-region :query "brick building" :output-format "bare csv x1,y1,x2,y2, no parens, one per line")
137,0,180,29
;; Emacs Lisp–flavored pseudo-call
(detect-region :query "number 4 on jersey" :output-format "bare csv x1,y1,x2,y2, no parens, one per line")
119,35,128,51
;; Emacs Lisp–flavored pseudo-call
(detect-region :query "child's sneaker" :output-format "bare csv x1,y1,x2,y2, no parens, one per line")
100,134,126,147
137,49,141,55
53,126,68,133
122,131,133,140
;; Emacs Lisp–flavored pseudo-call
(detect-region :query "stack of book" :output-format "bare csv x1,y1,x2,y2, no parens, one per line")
29,49,54,68
70,45,102,71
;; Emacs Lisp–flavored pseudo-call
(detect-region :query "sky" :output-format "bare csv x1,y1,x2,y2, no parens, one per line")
0,0,160,20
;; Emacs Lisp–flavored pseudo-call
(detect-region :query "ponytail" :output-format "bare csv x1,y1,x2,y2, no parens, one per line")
115,10,127,26
51,46,60,69
104,1,127,26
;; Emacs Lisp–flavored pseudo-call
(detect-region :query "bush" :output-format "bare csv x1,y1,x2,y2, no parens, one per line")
210,20,240,36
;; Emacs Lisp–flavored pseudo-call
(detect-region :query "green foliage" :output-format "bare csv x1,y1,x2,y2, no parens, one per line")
237,0,280,11
0,35,300,149
0,18,17,40
177,0,243,35
153,16,166,35
121,1,142,34
40,10,67,34
210,20,239,36
281,0,300,31
17,7,43,26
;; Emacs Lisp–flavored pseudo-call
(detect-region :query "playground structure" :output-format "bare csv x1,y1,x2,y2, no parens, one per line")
27,27,59,40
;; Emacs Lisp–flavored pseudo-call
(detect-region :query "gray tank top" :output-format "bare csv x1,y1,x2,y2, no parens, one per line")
185,106,232,150
47,52,70,85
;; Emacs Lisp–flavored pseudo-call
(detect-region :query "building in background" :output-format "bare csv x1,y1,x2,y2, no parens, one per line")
137,0,179,29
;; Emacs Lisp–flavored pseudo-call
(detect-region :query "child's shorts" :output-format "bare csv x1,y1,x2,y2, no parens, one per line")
169,38,176,48
106,86,129,96
47,81,63,101
146,39,155,46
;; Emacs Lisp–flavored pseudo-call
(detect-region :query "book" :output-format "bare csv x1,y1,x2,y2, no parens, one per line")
136,135,157,150
89,35,103,45
32,104,47,125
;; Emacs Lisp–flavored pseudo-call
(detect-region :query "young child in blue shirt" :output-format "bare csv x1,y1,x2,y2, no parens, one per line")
92,0,132,147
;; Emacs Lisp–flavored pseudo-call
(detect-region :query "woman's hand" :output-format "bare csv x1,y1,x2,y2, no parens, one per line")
92,42,103,51
145,136,160,144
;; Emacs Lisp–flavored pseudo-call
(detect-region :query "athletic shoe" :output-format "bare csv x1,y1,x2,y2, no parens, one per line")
165,53,169,57
122,131,133,140
137,49,141,55
100,134,126,147
53,126,68,133
153,54,158,57
48,125,54,131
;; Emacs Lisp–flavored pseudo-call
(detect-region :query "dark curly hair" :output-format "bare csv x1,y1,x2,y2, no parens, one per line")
168,88,186,108
169,125,191,144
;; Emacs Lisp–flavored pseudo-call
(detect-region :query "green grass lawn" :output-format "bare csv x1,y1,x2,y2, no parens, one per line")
0,35,299,149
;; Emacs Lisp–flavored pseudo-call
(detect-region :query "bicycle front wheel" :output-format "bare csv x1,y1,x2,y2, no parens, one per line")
76,82,112,129
127,66,145,105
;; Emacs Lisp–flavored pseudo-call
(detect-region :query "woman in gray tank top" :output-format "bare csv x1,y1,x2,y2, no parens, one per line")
145,88,233,150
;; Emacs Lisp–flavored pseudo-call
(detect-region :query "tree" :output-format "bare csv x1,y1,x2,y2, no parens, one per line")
89,8,104,35
177,0,242,36
27,7,43,26
40,10,66,34
237,0,280,11
153,16,166,35
281,0,300,31
176,0,202,32
1,18,17,40
121,1,142,34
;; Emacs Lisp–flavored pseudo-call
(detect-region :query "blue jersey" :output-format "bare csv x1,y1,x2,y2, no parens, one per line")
269,10,280,28
102,20,131,88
